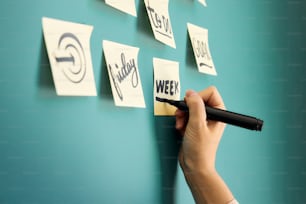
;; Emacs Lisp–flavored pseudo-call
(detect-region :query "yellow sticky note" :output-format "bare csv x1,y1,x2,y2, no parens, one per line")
153,58,180,116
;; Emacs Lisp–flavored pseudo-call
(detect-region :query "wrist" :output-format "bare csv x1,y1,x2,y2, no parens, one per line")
182,165,217,183
180,152,216,176
184,169,235,204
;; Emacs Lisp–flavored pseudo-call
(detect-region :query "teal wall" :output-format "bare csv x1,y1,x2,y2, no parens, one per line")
0,0,305,203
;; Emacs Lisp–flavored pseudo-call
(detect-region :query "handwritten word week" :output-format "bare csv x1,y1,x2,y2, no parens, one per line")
108,53,139,100
156,79,179,96
146,5,172,39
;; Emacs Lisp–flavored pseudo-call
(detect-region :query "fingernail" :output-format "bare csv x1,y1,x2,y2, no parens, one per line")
185,89,197,97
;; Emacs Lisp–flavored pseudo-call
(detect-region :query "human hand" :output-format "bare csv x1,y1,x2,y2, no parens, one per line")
175,86,226,174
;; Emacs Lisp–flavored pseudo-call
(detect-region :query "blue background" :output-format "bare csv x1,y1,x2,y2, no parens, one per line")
0,0,305,203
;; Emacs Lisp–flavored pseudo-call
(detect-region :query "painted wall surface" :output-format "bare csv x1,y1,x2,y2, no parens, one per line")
0,0,305,203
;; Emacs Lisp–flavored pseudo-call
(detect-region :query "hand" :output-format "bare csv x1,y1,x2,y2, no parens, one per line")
175,87,237,204
175,86,226,174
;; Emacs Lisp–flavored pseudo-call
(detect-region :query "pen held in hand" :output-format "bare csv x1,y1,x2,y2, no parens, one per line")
155,97,264,131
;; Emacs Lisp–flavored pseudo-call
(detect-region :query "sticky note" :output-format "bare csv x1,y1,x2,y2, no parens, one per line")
187,23,217,76
42,17,97,96
105,0,137,17
103,40,146,108
198,0,207,7
144,0,176,48
153,58,180,116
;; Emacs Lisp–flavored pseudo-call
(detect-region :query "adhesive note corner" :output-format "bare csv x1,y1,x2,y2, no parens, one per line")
103,40,146,108
144,0,176,48
153,58,180,116
42,17,97,96
187,22,217,76
105,0,137,17
198,0,207,7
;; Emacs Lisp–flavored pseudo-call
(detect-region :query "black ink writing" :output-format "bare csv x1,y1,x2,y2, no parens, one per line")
108,53,139,101
147,4,172,39
156,80,179,96
192,38,211,60
55,33,87,83
115,53,138,87
192,38,213,68
109,64,123,100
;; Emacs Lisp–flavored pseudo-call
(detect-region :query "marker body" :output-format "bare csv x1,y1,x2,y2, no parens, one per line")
205,106,263,131
156,97,263,131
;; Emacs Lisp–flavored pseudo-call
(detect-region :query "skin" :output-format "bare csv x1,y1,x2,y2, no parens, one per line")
175,86,236,204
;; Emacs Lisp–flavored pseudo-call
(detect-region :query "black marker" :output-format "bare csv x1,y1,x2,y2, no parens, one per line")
156,97,263,131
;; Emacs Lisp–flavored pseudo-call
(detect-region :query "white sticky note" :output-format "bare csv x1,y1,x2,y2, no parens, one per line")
103,40,146,108
105,0,137,17
144,0,176,48
187,23,217,76
42,17,97,96
198,0,207,7
153,58,180,116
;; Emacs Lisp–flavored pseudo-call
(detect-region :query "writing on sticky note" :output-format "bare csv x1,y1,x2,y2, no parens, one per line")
153,58,180,116
103,40,145,108
156,80,179,96
187,23,217,76
144,0,176,48
42,17,97,96
105,0,137,17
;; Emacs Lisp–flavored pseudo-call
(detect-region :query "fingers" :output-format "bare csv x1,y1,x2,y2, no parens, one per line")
175,109,186,131
198,86,226,130
184,90,206,130
198,86,225,110
175,87,226,135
